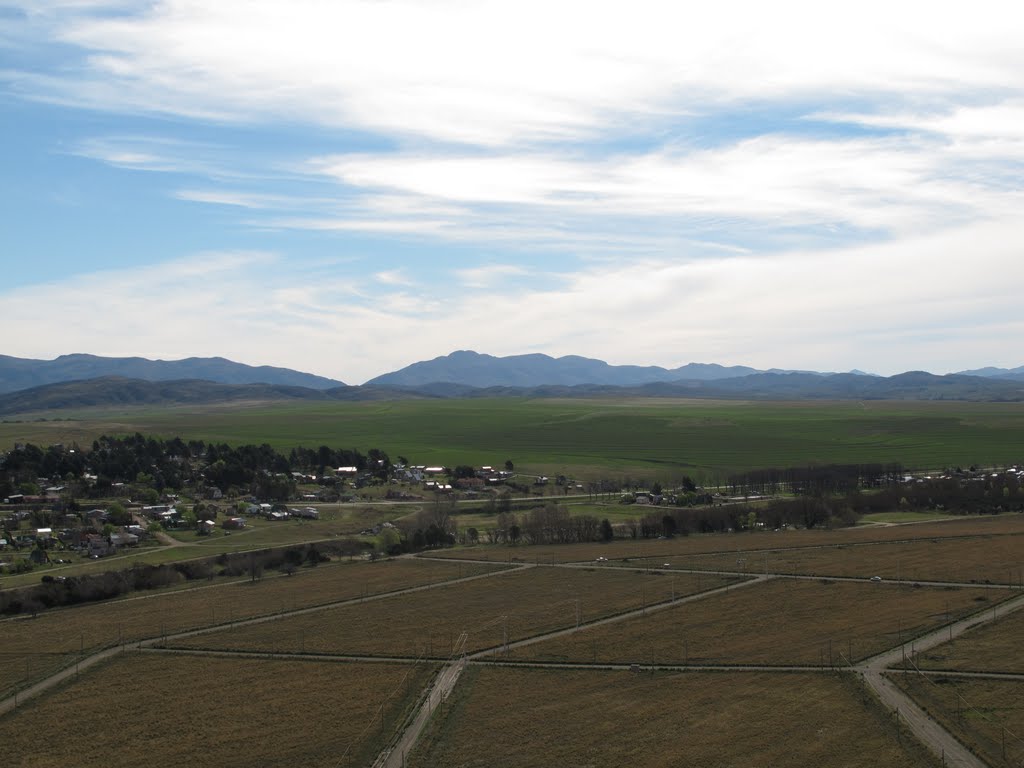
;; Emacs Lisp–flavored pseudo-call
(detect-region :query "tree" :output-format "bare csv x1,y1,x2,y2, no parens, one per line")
600,518,614,542
504,459,514,472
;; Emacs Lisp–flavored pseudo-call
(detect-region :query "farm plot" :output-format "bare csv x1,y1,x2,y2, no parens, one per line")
409,667,937,768
890,674,1024,768
169,567,737,658
664,534,1024,584
913,603,1024,674
511,578,1004,666
0,653,434,768
433,513,1024,565
0,557,498,698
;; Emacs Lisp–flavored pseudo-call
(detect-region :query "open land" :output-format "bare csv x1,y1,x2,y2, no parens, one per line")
913,604,1024,674
4,397,1024,477
890,674,1024,768
0,653,435,768
410,666,938,768
0,557,500,698
168,566,737,657
508,577,1008,666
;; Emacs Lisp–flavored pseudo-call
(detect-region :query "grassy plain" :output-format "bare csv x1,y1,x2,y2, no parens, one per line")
4,397,1024,477
890,674,1024,768
0,557,498,698
512,578,1005,666
0,654,434,768
169,567,736,657
410,666,938,768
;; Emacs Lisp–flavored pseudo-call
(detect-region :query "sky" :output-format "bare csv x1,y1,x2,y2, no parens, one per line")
2,1,1023,384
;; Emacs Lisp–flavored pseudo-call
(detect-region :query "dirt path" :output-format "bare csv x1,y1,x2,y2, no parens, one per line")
855,591,1024,768
0,561,527,716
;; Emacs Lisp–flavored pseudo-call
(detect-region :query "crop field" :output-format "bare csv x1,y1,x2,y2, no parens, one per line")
431,512,1024,565
168,567,737,657
890,674,1024,768
510,577,1006,666
0,557,499,697
0,653,435,768
409,666,937,768
664,534,1024,585
913,604,1024,673
4,397,1024,476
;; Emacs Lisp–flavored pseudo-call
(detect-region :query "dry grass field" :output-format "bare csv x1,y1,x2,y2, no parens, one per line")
0,557,499,697
169,567,737,657
0,653,435,768
511,578,1005,666
666,534,1024,584
409,666,938,767
890,673,1024,768
913,604,1024,673
433,513,1024,564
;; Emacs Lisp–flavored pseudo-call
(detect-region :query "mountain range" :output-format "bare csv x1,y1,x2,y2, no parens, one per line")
0,351,1022,414
0,353,344,394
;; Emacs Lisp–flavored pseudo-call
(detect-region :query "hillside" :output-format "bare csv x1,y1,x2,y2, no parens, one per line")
365,350,761,388
0,354,344,394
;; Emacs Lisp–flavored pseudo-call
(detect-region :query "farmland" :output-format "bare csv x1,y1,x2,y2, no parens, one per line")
913,604,1024,674
410,667,938,768
0,557,500,698
168,566,737,657
510,577,1009,666
0,654,435,768
890,674,1024,768
3,397,1024,476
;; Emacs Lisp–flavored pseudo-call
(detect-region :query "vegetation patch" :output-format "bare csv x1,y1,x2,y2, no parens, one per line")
0,654,434,768
410,666,937,767
512,578,1005,666
168,567,736,657
890,673,1024,768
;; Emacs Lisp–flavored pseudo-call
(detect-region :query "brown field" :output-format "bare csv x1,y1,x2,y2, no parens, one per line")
914,603,1024,673
410,666,938,767
890,673,1024,768
169,567,737,657
0,557,499,698
432,513,1024,564
511,578,1005,666
0,653,434,768
665,534,1024,584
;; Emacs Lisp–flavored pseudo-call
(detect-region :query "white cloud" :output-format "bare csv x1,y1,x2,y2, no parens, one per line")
8,1,1022,146
2,216,1022,384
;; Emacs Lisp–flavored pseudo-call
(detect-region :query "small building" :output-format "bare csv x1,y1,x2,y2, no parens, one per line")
222,517,246,530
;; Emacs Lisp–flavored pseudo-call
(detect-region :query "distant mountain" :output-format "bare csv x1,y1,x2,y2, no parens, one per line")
399,371,1024,402
956,365,1024,381
365,350,760,388
0,377,426,415
0,354,344,394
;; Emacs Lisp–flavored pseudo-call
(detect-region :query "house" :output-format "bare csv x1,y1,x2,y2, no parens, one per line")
198,519,216,534
222,517,246,530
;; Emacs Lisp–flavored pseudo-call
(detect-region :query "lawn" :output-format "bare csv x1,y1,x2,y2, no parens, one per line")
168,566,737,657
0,653,435,768
409,666,938,767
511,577,1006,666
0,557,499,698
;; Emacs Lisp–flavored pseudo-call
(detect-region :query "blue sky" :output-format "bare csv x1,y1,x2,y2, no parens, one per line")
2,1,1023,384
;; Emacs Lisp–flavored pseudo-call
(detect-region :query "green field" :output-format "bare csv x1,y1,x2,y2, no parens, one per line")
3,397,1024,477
